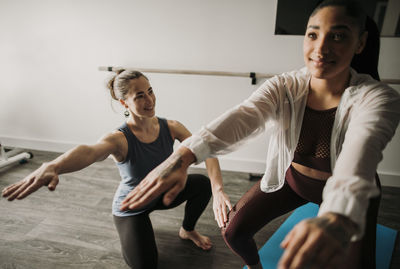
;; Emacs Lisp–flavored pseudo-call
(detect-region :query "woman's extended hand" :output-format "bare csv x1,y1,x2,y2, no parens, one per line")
120,147,195,211
212,189,232,228
2,163,59,201
278,213,358,269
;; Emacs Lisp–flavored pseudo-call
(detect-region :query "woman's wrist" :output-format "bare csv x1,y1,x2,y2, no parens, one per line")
43,161,60,174
313,213,359,247
211,184,223,194
157,147,195,179
176,146,196,168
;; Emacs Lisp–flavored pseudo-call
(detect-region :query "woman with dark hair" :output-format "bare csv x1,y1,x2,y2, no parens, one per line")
2,70,232,269
119,1,400,268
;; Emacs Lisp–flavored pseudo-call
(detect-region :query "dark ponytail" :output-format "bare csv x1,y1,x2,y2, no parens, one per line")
351,16,381,81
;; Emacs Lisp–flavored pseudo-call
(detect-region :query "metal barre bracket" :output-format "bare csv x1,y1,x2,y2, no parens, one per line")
249,72,256,85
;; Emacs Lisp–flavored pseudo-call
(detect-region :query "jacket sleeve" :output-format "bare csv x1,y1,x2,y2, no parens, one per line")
319,85,400,240
181,76,284,163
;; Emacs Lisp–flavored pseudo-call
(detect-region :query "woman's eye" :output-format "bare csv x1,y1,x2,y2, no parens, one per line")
307,32,317,39
148,89,153,95
332,33,345,41
134,95,144,100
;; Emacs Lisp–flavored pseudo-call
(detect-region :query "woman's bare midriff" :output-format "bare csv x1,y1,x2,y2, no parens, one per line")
291,162,332,181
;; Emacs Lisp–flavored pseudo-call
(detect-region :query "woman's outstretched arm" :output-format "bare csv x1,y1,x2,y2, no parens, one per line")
2,132,124,201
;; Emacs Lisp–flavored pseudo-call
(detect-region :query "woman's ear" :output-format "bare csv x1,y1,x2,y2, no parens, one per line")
356,31,368,54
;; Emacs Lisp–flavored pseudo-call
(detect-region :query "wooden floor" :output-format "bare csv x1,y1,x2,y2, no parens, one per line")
0,149,399,269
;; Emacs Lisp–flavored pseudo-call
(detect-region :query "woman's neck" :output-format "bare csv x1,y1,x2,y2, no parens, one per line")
310,71,350,95
308,71,351,110
128,115,157,133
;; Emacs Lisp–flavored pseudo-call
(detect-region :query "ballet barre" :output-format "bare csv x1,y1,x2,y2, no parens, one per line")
98,66,400,85
98,66,276,85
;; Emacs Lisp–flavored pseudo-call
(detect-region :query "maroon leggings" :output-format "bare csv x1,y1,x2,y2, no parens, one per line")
221,165,380,268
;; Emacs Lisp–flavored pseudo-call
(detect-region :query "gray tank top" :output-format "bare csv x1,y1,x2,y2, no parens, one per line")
112,117,174,216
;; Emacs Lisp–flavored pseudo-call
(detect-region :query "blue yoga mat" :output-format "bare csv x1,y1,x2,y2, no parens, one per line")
243,202,397,269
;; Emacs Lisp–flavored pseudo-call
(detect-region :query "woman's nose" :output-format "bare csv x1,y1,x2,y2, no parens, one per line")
315,36,330,56
144,93,154,104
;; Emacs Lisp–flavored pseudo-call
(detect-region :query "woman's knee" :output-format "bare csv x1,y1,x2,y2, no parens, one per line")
221,209,248,248
114,215,158,269
221,224,248,250
188,174,212,197
221,225,234,245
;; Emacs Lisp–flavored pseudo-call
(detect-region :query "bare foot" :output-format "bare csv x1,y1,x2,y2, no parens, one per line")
179,227,212,250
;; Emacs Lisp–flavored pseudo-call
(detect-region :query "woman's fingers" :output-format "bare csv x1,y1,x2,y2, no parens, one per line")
121,153,189,210
216,207,224,228
17,175,59,199
279,216,349,269
2,181,24,198
47,176,59,191
280,228,295,249
278,225,308,269
218,214,224,228
221,196,231,222
120,180,156,210
290,231,323,268
122,179,153,205
213,192,232,227
221,203,227,224
225,198,232,211
16,182,40,199
121,174,186,210
3,164,60,201
162,180,185,206
4,177,35,201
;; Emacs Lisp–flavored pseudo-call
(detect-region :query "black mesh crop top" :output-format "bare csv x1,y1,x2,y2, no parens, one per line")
293,105,337,173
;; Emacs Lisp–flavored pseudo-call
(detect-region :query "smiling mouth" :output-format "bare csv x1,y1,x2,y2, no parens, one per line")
310,58,334,66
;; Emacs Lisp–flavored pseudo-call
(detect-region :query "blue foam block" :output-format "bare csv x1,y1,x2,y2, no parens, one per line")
243,202,397,269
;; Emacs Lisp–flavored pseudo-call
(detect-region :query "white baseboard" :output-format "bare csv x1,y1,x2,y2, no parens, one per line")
2,136,400,187
0,136,77,153
193,157,266,174
378,173,400,188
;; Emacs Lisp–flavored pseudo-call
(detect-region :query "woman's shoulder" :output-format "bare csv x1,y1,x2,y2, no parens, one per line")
262,67,309,86
349,70,399,99
166,119,186,133
156,117,174,131
98,130,129,162
250,67,309,103
99,130,127,146
165,119,191,142
346,71,400,115
268,67,310,96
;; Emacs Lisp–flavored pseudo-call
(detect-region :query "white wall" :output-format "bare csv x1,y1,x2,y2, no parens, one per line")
1,0,399,184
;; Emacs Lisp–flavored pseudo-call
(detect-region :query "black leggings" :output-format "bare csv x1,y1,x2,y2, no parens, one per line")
113,174,211,269
222,165,381,268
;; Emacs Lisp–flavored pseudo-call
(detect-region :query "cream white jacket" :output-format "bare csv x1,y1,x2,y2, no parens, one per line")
182,67,400,240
